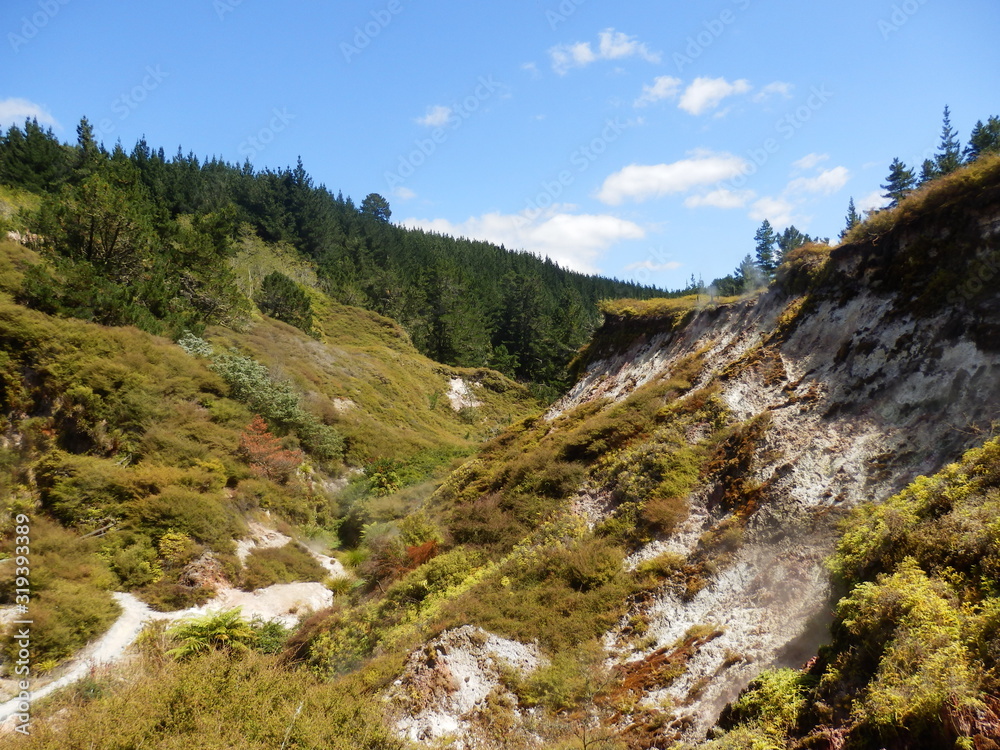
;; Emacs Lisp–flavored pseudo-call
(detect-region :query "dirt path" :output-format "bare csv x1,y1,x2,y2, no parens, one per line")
0,593,168,724
0,529,347,727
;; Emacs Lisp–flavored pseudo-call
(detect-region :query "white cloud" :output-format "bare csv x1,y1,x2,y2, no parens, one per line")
684,188,755,209
857,189,890,214
678,77,751,115
550,42,596,74
549,28,659,74
752,81,794,103
625,259,682,272
392,186,417,201
0,98,59,129
597,150,748,205
750,196,796,228
598,29,660,63
792,153,829,172
634,75,683,108
521,62,540,79
787,166,850,196
402,207,645,273
415,105,452,128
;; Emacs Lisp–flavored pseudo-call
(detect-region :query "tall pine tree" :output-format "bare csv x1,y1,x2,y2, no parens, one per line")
965,116,1000,162
934,105,963,176
881,158,916,207
777,226,810,259
754,220,778,277
839,197,860,240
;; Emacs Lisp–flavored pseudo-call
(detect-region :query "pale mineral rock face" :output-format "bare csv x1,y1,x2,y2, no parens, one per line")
391,625,543,746
448,377,483,411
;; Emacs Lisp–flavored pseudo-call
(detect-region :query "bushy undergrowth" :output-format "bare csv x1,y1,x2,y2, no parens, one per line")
717,436,1000,748
16,650,401,750
0,517,119,669
240,543,329,590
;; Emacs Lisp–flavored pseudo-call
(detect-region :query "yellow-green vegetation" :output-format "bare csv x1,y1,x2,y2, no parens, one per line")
711,668,813,750
774,242,833,297
0,517,119,669
0,235,536,674
0,184,41,235
14,649,401,749
718,437,1000,748
843,151,1000,245
285,363,753,734
207,301,534,465
597,295,702,320
241,543,329,590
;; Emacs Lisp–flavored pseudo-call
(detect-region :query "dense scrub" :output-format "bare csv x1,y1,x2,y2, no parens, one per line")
13,650,401,750
0,229,535,669
712,437,1000,749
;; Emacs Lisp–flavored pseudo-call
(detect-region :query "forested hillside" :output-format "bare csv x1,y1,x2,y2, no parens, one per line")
2,112,1000,750
0,118,672,392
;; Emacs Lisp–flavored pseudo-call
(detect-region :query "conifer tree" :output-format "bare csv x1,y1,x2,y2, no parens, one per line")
918,158,938,186
360,193,392,223
73,117,104,181
881,158,916,207
738,253,763,292
255,271,313,333
934,105,963,176
776,226,810,260
839,197,860,240
754,220,778,277
965,116,1000,162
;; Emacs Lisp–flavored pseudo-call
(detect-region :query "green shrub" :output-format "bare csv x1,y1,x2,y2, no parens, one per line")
167,609,258,659
131,486,244,552
552,537,625,593
14,649,401,749
634,551,686,581
255,271,314,333
838,559,980,733
7,580,121,668
641,494,689,535
241,544,328,591
520,641,609,712
722,668,810,736
0,518,119,667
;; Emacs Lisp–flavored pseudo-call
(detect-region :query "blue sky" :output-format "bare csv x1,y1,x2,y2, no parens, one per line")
2,0,998,288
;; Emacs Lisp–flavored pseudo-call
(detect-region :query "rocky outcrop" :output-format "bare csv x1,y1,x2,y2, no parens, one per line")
390,625,543,747
550,194,1000,740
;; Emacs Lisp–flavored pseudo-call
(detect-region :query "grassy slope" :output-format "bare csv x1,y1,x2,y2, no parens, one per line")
6,156,1000,748
0,231,536,669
